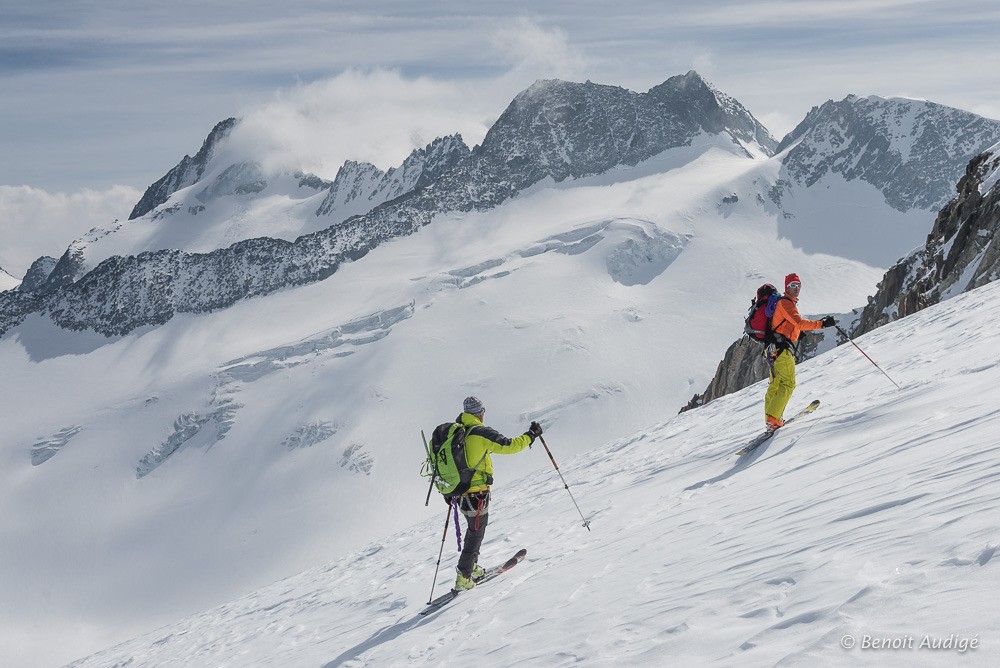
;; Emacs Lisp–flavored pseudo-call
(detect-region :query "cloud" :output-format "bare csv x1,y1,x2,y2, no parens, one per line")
225,68,505,180
0,185,141,277
489,17,590,82
666,0,982,28
220,16,596,181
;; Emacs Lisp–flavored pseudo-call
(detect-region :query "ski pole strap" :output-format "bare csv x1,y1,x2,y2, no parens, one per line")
452,497,462,550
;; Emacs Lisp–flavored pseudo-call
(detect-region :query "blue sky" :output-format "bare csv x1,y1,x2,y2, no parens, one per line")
2,1,999,273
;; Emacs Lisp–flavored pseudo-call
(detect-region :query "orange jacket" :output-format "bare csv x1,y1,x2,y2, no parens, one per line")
771,295,823,343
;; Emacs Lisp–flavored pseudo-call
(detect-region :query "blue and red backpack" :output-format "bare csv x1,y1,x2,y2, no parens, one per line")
744,283,785,346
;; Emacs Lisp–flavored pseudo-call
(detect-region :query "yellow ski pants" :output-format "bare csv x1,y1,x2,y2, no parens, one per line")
764,348,796,420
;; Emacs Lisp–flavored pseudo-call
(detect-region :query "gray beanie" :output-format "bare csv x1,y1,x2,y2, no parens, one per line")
463,396,485,416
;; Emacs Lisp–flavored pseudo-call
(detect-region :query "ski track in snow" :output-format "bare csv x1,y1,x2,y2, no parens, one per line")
70,281,1000,667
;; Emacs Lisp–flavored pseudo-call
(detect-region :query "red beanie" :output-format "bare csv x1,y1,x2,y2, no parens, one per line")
785,273,801,290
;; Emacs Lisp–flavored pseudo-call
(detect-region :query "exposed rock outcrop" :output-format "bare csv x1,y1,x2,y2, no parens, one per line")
854,145,1000,335
679,334,822,412
18,256,58,292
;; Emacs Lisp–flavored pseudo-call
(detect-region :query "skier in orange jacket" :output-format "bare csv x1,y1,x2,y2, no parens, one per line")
765,273,836,428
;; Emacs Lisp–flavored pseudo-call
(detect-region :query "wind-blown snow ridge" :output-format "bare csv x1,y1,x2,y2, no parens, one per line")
442,217,690,290
72,279,1000,666
0,264,19,291
221,302,416,377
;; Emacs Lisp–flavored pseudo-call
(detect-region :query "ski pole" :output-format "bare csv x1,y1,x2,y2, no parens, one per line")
427,499,453,604
537,435,591,531
422,430,437,507
836,325,901,390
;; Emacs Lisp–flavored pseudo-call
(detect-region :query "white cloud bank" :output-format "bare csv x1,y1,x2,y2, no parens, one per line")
227,18,587,180
227,69,495,180
0,185,142,278
490,17,590,83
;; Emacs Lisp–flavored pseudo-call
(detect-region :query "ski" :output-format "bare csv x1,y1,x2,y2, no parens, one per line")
421,548,527,615
735,400,820,456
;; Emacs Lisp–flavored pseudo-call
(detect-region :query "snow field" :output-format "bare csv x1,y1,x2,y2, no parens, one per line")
71,279,1000,667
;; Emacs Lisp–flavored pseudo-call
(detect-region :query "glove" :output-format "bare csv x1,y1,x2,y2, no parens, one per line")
528,421,543,438
821,316,836,328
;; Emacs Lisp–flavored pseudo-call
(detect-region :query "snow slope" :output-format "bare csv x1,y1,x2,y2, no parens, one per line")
0,266,18,291
72,167,336,273
71,268,1000,667
0,140,887,667
773,171,931,267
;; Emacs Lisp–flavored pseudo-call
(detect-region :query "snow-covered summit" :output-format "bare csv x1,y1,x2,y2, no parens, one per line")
316,134,472,218
649,70,778,153
129,117,238,220
776,94,1000,212
486,72,776,185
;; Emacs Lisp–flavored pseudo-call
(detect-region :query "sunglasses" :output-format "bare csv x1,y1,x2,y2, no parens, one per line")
787,282,801,289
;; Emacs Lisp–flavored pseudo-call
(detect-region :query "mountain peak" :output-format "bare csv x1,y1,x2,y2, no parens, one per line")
648,72,777,153
128,117,239,220
678,69,709,86
776,95,1000,211
482,73,776,184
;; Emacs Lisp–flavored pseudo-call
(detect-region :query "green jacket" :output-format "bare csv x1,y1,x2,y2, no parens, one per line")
457,412,535,492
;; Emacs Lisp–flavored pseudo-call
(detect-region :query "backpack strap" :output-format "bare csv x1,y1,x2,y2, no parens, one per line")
768,296,800,353
462,426,492,485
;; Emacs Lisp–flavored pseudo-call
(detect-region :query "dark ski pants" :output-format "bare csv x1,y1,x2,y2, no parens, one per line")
454,490,491,577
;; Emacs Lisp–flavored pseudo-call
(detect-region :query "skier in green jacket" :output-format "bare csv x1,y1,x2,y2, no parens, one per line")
450,395,541,590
